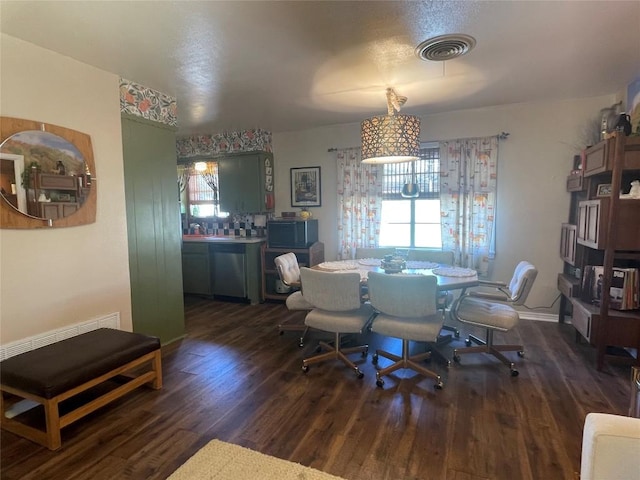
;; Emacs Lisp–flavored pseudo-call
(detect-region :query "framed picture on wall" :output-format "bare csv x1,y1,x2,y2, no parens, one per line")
290,166,321,207
596,183,612,197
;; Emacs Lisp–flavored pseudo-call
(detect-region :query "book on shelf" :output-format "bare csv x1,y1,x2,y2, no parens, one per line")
581,265,639,310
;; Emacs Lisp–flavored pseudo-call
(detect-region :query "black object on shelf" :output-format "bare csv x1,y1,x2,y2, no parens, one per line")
615,113,632,136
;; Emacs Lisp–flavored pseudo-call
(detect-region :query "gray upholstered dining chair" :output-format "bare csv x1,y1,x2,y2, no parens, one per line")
355,247,397,259
450,260,538,376
367,272,445,389
406,249,455,265
407,249,459,342
299,267,375,378
274,252,314,347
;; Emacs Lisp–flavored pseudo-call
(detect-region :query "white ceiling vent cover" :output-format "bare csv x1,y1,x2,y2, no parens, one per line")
415,34,477,61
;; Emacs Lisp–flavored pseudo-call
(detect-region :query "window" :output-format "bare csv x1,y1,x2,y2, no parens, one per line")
181,161,228,218
379,146,441,248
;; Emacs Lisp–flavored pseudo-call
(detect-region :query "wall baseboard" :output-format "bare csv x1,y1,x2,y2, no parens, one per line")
0,309,557,361
0,313,120,361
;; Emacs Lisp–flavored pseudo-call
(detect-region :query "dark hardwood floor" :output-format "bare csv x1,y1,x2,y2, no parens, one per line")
1,295,633,480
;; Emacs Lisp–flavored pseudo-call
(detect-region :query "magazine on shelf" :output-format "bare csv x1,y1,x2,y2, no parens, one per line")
581,265,639,310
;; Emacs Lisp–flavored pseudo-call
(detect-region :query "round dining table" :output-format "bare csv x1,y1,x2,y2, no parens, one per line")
312,259,479,292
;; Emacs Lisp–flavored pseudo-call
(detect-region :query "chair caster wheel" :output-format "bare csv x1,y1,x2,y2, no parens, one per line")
298,341,304,348
372,353,379,365
376,378,384,388
453,354,461,363
510,369,519,377
434,381,444,390
361,348,368,358
302,365,309,373
355,368,364,379
517,351,525,357
465,339,472,347
454,331,460,338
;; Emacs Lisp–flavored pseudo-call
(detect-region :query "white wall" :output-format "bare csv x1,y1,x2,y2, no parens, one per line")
0,33,621,334
0,34,132,343
272,95,615,314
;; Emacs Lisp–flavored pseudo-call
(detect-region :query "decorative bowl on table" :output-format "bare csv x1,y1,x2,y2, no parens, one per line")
382,256,406,274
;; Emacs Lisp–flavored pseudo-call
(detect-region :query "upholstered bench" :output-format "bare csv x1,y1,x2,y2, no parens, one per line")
0,328,162,450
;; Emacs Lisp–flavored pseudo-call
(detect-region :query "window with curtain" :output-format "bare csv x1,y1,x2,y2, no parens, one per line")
179,161,227,218
379,146,442,248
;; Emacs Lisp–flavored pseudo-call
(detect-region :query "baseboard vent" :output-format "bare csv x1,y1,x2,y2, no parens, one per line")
0,313,120,361
518,311,559,322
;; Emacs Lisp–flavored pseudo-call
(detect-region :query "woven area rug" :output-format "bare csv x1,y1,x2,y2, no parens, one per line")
168,439,346,480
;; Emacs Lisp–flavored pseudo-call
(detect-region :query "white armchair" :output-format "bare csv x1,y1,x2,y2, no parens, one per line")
450,260,538,376
274,252,314,347
580,413,640,480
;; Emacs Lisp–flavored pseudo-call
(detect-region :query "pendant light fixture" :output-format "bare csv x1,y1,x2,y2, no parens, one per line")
401,161,420,198
361,88,420,164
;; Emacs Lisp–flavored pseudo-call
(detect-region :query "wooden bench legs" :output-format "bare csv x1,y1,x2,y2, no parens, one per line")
0,349,162,450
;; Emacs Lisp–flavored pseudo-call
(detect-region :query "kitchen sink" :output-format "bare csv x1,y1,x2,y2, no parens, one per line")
183,235,247,241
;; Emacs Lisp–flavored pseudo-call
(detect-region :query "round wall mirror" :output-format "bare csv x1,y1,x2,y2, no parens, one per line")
0,130,91,220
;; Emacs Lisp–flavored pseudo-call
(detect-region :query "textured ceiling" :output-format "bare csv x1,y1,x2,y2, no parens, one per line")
1,1,639,136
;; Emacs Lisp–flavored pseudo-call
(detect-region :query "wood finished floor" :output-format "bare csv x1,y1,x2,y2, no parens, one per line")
0,295,633,480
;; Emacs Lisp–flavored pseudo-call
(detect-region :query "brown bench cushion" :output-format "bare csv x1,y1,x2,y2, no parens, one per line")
0,328,160,399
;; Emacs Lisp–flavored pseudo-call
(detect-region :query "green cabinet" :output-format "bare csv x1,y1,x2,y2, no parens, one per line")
182,240,264,304
182,242,213,296
218,151,273,213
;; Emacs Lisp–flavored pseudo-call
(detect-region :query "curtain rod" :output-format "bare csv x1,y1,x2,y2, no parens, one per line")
327,132,510,152
435,131,510,144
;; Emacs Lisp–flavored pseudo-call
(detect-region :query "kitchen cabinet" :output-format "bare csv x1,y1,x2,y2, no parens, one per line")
182,239,264,304
218,151,274,213
182,242,213,296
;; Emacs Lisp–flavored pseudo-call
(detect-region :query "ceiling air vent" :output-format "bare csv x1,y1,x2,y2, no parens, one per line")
415,34,476,61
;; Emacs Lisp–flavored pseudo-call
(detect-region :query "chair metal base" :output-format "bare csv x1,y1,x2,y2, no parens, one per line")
453,330,523,376
372,339,444,389
436,305,459,346
437,324,461,346
427,344,452,368
278,323,309,347
278,309,311,347
302,332,368,378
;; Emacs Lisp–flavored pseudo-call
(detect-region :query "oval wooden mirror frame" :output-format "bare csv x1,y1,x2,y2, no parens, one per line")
0,117,96,229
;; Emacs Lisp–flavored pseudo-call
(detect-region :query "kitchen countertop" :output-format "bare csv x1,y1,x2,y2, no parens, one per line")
182,235,266,244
